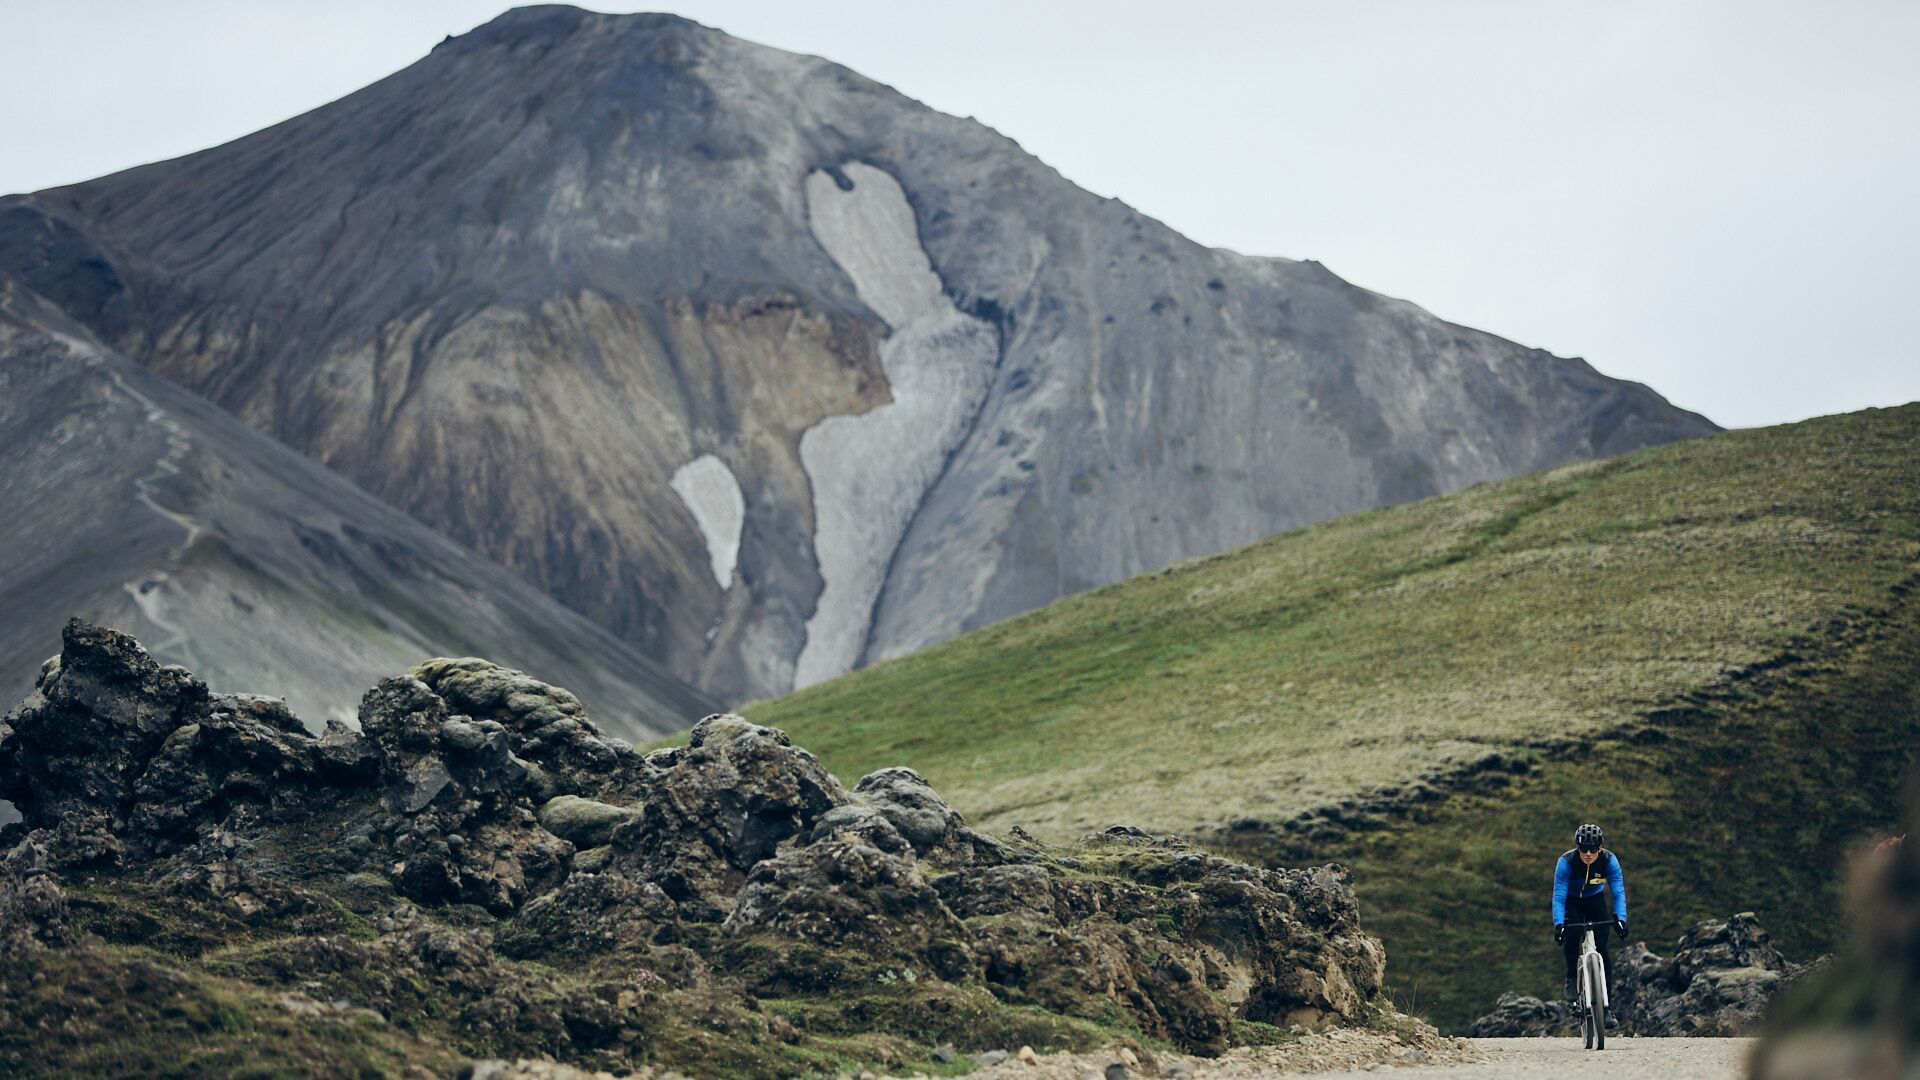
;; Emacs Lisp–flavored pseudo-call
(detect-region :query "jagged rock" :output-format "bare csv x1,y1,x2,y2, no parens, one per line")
0,621,210,866
167,830,333,926
955,829,1385,1054
937,863,1058,919
1465,992,1577,1037
1621,913,1805,1036
724,838,977,985
0,622,574,913
356,676,571,914
854,766,1008,865
603,714,846,920
0,625,1402,1066
808,803,914,854
511,872,682,960
1670,911,1789,985
538,796,643,848
412,659,654,798
124,695,375,857
0,837,71,954
854,768,962,853
1468,910,1817,1037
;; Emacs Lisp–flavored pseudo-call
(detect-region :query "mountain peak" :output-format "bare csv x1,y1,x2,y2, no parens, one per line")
464,6,701,39
444,5,721,57
2,13,1716,708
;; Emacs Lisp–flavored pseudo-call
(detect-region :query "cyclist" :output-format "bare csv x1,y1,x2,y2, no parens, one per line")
1553,823,1627,1026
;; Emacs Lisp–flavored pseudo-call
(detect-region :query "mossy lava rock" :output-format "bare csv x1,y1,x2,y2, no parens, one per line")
1,622,1390,1075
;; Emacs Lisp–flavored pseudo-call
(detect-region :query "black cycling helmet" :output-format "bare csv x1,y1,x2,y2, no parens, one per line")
1575,823,1604,851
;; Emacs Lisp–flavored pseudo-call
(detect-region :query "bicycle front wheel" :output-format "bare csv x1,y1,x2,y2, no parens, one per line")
1590,993,1605,1050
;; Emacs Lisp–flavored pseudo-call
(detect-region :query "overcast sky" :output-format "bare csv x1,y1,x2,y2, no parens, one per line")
4,1,1916,429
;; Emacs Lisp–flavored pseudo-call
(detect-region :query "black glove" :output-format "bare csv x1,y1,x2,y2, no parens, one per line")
1554,924,1566,945
1615,919,1628,938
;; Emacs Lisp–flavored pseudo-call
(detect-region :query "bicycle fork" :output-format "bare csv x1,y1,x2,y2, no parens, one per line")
1580,930,1609,1009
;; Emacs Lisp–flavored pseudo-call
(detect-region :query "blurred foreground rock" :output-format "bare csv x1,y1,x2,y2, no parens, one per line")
1751,777,1920,1080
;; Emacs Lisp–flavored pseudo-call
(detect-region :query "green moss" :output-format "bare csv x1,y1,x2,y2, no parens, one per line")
0,947,462,1080
62,878,371,960
1228,1018,1297,1047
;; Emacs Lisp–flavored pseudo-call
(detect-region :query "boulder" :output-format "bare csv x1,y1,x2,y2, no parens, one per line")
853,766,1009,865
1467,993,1578,1037
537,796,643,848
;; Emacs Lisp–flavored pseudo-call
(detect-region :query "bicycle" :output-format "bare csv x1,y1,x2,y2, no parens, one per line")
1563,919,1611,1049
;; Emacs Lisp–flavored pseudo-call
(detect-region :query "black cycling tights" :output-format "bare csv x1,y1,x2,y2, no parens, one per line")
1562,893,1614,992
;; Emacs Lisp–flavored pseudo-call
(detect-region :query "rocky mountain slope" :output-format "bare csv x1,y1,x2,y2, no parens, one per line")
0,622,1414,1077
0,5,1715,704
0,275,713,754
747,403,1920,1028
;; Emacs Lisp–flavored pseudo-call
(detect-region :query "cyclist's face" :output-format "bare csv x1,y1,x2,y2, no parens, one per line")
1578,849,1599,864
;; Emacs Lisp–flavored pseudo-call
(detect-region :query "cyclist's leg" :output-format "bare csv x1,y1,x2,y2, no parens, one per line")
1561,923,1581,990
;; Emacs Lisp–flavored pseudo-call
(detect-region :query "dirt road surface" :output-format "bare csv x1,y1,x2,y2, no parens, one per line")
1310,1037,1753,1079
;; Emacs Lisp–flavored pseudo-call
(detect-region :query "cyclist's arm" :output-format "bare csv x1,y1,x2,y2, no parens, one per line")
1608,853,1627,922
1552,855,1570,925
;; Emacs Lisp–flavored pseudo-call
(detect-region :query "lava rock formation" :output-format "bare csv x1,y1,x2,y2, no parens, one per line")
0,622,1395,1075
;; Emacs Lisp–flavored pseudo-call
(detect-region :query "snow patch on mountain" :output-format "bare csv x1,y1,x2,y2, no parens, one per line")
670,454,745,588
795,163,999,689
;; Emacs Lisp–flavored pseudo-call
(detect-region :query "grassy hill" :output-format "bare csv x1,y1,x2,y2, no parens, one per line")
744,403,1920,1029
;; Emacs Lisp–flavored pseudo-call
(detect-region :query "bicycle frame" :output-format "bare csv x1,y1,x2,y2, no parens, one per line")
1563,919,1611,1008
1564,918,1611,1049
1579,930,1609,1008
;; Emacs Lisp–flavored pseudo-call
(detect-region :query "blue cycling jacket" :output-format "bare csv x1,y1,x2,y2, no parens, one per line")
1553,848,1627,924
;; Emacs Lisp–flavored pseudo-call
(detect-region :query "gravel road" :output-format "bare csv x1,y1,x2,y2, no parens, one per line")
1309,1037,1753,1079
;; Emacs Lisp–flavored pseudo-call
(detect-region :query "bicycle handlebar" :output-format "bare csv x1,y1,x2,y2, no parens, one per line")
1560,920,1617,928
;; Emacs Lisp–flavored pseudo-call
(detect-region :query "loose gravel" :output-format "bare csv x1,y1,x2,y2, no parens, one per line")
1307,1037,1754,1079
885,1027,1479,1080
467,1035,1751,1080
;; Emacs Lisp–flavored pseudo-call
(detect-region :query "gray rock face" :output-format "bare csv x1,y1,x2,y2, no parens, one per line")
0,7,1718,704
1468,911,1819,1037
0,277,715,753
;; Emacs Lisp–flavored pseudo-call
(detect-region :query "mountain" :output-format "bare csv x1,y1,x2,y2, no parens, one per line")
0,6,1716,704
745,403,1920,1028
0,274,714,753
